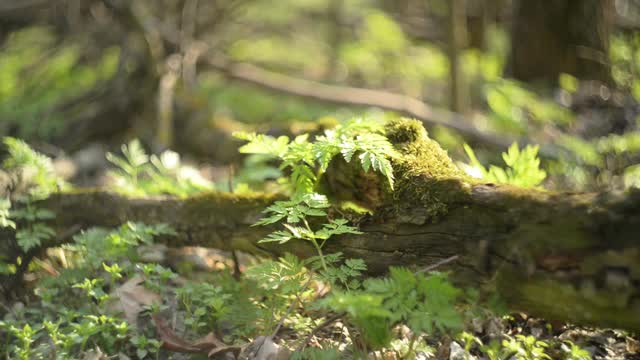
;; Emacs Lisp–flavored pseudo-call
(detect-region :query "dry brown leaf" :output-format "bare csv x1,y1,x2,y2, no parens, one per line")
82,347,109,360
107,275,161,326
152,314,242,358
241,336,290,360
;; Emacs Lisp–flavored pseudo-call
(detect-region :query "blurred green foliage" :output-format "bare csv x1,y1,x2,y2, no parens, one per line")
484,80,574,134
462,142,547,188
611,32,640,100
0,27,119,140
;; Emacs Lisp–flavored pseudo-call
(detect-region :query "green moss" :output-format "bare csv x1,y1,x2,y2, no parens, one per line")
385,118,426,144
383,119,471,223
180,191,277,227
496,271,640,332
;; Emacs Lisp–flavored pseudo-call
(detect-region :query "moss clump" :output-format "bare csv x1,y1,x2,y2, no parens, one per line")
385,118,426,144
383,118,471,224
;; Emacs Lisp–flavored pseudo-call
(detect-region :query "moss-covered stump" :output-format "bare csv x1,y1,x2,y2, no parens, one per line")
5,120,640,332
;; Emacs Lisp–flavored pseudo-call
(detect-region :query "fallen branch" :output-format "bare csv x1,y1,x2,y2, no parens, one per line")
4,182,635,332
203,56,565,158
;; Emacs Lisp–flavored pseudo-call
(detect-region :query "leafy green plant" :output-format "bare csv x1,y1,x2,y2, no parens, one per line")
3,137,67,199
319,268,463,352
175,282,233,334
0,222,174,359
483,80,573,134
366,268,463,335
0,198,15,229
65,222,176,270
107,139,214,197
237,120,470,355
235,117,397,192
11,202,56,252
463,142,547,188
502,335,552,360
0,27,119,140
1,137,66,255
561,340,592,360
255,193,362,271
236,118,395,271
8,323,39,360
129,334,161,359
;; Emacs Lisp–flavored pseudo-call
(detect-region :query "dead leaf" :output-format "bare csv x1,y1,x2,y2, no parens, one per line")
137,244,168,263
241,336,290,360
82,347,109,360
152,314,242,358
107,275,161,326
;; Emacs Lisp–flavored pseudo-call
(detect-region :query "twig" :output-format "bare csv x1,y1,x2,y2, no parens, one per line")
271,276,313,338
203,55,565,160
0,0,50,12
415,255,459,274
296,312,345,352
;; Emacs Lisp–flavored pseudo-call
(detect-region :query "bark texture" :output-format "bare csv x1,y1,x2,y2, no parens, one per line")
510,0,613,84
4,120,640,332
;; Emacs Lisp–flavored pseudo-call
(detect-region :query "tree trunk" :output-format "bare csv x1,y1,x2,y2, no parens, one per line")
509,0,613,84
4,120,639,332
448,0,469,113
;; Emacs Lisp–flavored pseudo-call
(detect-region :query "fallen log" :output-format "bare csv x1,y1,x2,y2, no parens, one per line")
4,119,639,332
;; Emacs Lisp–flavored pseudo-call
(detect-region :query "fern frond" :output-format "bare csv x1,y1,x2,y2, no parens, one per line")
233,131,290,157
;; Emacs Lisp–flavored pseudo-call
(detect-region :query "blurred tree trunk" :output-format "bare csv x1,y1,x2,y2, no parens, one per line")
325,0,343,81
467,0,488,50
448,0,469,113
509,0,613,84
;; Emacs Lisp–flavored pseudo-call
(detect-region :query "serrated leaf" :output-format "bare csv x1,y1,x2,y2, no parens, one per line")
283,224,313,239
0,198,15,229
234,132,290,157
258,231,294,244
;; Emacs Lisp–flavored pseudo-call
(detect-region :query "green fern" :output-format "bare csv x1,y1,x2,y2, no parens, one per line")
106,139,214,197
308,253,367,291
2,138,66,251
364,268,462,334
319,291,394,349
321,268,463,350
463,142,546,188
3,137,67,199
0,198,15,229
234,117,398,193
235,118,393,270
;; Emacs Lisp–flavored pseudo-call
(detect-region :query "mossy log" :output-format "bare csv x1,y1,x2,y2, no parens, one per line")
4,120,640,332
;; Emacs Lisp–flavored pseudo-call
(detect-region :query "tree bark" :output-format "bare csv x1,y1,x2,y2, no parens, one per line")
4,117,640,332
448,0,469,113
509,0,613,84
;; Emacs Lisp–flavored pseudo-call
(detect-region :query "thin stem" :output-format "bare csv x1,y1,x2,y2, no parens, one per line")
296,312,345,352
302,218,328,272
310,238,328,272
271,276,313,338
402,334,417,359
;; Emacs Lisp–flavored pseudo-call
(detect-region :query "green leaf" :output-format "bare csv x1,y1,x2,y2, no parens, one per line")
315,219,362,240
0,198,15,229
3,137,67,197
16,223,55,252
463,142,546,188
259,230,294,244
233,132,290,157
